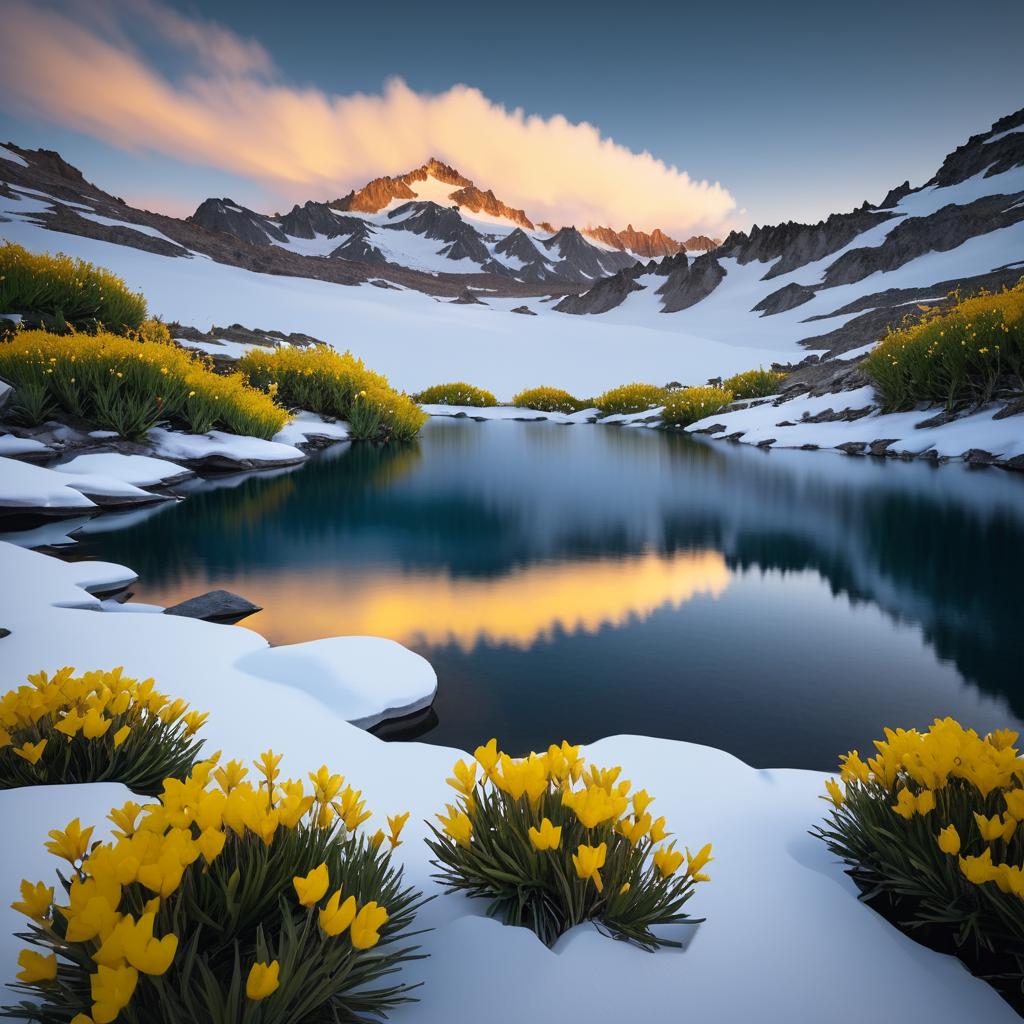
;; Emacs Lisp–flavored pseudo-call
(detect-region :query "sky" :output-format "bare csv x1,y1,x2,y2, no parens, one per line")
0,0,1021,236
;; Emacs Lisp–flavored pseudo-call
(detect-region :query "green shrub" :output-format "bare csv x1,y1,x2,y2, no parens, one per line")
426,738,710,949
510,386,584,413
0,329,288,440
594,383,667,415
5,754,425,1023
864,282,1024,411
813,718,1024,998
239,346,427,442
0,242,147,334
412,382,497,407
722,368,787,399
0,667,206,796
660,386,734,427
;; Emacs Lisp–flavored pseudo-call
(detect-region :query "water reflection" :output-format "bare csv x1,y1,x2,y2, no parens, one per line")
61,419,1024,768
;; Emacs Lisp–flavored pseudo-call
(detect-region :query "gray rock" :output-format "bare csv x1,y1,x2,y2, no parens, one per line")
510,305,537,315
0,627,10,640
837,441,867,455
869,439,899,456
164,590,261,623
963,448,996,465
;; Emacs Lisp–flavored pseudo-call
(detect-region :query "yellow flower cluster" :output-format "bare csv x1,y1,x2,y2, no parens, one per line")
510,386,584,414
442,738,712,893
722,368,788,400
1,667,207,786
594,382,667,415
12,750,409,1021
661,385,735,427
0,329,289,440
238,344,426,442
864,280,1024,411
413,381,498,407
0,241,147,333
824,718,1024,899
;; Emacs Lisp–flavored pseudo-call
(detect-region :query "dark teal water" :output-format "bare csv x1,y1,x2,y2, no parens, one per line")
62,419,1024,769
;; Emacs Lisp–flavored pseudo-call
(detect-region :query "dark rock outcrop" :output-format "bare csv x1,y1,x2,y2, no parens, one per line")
658,252,726,313
164,590,261,623
926,109,1024,188
718,208,893,280
542,227,637,283
189,198,288,245
752,282,815,316
386,201,492,265
823,193,1024,287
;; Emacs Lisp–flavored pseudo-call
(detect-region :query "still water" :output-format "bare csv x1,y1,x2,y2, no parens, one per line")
63,419,1024,769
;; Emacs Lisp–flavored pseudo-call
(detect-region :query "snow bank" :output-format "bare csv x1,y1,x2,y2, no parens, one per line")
0,456,97,512
272,410,351,446
687,387,1024,463
0,539,1016,1022
148,428,305,466
52,453,193,487
236,635,437,728
0,435,50,458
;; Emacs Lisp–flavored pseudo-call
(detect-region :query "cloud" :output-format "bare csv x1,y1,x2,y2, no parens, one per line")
0,0,737,235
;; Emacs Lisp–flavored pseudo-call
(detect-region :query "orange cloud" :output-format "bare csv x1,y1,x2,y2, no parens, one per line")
0,1,737,235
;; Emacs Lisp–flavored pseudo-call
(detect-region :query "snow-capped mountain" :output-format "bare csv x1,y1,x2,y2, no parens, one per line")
0,105,1021,390
188,159,648,284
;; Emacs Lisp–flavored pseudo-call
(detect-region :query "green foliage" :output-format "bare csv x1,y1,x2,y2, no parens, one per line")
0,667,206,797
660,386,734,427
813,719,1024,996
4,757,425,1024
510,386,584,413
864,282,1024,411
594,383,667,415
722,368,787,399
412,382,498,407
239,346,427,443
0,242,147,334
0,329,288,441
426,740,709,950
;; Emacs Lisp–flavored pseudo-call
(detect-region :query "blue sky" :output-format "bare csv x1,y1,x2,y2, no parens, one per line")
1,0,1021,233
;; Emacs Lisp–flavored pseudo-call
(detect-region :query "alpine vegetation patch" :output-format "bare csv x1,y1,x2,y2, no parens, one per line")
0,667,207,796
412,382,498,407
0,242,147,335
510,386,585,413
426,739,711,949
4,753,425,1024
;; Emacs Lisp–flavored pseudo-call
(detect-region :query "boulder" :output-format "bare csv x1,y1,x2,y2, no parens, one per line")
163,590,261,623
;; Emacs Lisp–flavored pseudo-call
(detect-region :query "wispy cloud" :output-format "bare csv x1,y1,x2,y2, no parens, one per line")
0,0,737,234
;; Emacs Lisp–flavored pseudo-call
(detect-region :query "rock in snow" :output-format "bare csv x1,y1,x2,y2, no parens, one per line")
163,589,262,623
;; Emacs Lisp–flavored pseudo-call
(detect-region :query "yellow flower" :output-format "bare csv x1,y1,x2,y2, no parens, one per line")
320,890,358,937
1004,790,1024,819
437,805,472,847
685,842,714,881
293,863,330,907
473,738,499,774
120,912,178,975
90,963,138,1023
387,812,410,849
960,848,998,887
648,816,670,844
112,725,131,749
11,880,53,921
14,739,47,765
823,778,844,807
16,949,57,983
974,811,1016,843
82,708,111,739
446,758,478,796
653,842,685,878
369,828,386,849
350,901,389,949
528,817,562,852
197,827,226,864
255,748,282,784
246,960,280,1001
46,818,94,864
632,789,654,816
987,729,1019,751
937,824,961,856
183,711,209,736
572,842,607,892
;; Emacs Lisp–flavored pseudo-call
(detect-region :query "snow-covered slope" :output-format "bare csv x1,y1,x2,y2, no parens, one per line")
1,108,1023,393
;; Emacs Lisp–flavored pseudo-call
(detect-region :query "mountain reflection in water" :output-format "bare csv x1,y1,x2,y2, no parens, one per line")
62,419,1024,769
